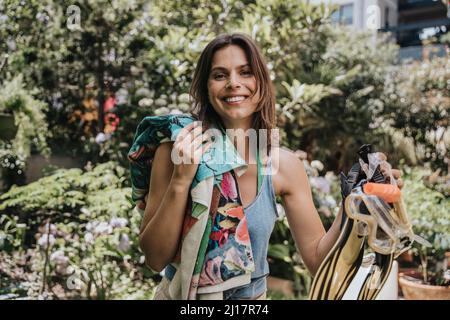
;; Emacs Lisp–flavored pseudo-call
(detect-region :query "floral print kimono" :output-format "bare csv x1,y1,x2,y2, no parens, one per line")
128,114,255,299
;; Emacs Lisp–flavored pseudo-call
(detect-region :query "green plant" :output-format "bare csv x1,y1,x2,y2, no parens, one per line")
0,161,156,299
422,168,450,197
0,215,27,253
382,55,450,173
0,75,50,189
277,26,399,172
0,0,409,176
401,166,450,286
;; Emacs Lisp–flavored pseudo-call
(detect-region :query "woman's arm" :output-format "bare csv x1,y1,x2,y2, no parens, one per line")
276,149,334,275
139,142,191,272
139,122,212,272
277,149,402,276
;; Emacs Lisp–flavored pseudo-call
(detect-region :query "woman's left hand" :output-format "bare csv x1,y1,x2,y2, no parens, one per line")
377,152,404,189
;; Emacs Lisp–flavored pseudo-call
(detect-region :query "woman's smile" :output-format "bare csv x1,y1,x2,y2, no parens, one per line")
207,45,259,127
221,95,249,105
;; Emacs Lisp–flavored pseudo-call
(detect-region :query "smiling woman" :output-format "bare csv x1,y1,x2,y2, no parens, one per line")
190,33,276,149
208,46,259,122
131,32,404,301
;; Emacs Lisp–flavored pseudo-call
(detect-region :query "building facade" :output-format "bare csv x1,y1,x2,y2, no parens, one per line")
309,0,399,30
310,0,450,60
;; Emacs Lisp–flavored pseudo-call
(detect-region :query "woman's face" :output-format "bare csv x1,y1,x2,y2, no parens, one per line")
207,45,259,127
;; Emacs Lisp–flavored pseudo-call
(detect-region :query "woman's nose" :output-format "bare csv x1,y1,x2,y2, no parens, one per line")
226,73,241,89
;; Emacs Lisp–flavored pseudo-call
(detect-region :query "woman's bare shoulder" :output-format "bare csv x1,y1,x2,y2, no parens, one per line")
271,146,303,171
271,147,307,196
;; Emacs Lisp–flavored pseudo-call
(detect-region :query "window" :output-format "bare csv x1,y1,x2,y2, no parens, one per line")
331,3,354,26
341,4,353,25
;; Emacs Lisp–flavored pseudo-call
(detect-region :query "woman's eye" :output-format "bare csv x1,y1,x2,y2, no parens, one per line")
212,70,252,80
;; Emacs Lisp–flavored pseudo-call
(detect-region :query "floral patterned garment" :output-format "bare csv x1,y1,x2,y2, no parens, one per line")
128,114,254,299
198,171,253,287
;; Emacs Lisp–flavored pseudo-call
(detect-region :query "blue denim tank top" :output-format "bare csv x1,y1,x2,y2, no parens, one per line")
223,155,279,299
164,156,279,299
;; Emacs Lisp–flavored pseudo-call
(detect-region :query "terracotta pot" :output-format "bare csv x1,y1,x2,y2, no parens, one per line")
398,270,450,300
398,251,414,264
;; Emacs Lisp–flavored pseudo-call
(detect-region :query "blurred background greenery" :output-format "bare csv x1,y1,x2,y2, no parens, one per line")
0,0,448,299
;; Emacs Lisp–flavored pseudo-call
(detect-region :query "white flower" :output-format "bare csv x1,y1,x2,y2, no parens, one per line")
80,207,91,216
6,38,16,51
39,223,57,235
0,15,8,24
50,250,69,266
66,266,75,275
85,222,94,232
36,12,48,23
311,160,324,171
110,217,128,228
178,93,190,104
154,98,166,107
55,264,69,275
95,133,106,144
444,270,450,282
37,234,55,249
37,292,50,300
94,222,112,235
154,107,169,115
169,108,183,115
310,176,331,194
118,234,131,252
95,132,111,144
84,232,94,244
138,98,153,107
325,171,337,181
116,88,129,104
135,87,153,98
324,195,337,208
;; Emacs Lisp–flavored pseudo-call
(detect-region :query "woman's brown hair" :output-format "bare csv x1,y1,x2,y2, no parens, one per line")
189,32,276,153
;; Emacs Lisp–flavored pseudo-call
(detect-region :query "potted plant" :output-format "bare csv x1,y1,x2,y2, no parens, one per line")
0,112,18,141
398,167,450,300
0,75,50,190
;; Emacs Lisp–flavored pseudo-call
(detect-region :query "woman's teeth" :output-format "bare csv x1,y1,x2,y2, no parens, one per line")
225,96,246,103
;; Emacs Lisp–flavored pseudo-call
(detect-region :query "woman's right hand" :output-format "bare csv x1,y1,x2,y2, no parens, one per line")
170,121,213,186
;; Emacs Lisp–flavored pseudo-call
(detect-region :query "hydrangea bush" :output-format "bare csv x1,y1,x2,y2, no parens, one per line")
401,166,450,286
0,162,156,299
